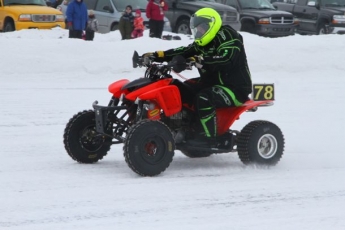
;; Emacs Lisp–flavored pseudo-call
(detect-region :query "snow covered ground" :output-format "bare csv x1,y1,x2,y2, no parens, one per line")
0,28,344,230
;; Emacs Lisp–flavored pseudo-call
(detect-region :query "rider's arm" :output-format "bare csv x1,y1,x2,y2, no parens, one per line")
158,43,198,62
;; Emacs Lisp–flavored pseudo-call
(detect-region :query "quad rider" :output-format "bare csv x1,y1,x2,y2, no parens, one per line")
142,7,253,146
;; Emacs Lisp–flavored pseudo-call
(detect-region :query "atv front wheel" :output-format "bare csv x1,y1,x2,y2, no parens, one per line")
237,120,284,166
63,110,112,163
124,120,175,176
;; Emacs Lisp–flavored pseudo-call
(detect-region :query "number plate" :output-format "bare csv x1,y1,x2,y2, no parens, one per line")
253,84,275,101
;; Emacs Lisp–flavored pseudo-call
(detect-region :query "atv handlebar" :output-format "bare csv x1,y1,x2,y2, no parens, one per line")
132,51,194,81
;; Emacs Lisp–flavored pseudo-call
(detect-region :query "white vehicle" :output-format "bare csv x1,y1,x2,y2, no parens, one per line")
83,0,172,34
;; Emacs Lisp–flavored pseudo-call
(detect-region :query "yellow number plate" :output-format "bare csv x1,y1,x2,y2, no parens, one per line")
253,84,275,101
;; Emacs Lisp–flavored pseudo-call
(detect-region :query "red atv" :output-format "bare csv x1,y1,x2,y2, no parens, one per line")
63,51,285,176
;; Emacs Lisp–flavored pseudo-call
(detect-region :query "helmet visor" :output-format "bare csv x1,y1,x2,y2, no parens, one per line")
190,15,211,39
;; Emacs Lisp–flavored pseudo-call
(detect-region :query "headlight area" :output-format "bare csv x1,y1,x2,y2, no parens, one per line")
332,15,345,24
18,14,32,22
55,15,65,22
258,18,270,24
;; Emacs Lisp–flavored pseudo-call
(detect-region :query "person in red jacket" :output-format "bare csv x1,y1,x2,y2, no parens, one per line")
131,9,145,38
146,0,168,38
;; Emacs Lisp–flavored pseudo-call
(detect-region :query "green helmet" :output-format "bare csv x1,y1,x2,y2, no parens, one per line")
190,8,222,46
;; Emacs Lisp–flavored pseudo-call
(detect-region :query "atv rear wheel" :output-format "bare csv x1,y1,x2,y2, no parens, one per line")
124,120,175,176
63,110,112,163
237,120,284,166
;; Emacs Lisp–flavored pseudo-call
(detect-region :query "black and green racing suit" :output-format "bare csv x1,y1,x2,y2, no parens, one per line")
159,25,252,138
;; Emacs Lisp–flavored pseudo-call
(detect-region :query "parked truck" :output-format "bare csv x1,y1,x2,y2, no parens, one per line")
217,0,298,37
272,0,345,35
0,0,65,32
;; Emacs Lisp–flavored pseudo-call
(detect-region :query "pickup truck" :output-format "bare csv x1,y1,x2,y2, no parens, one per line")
164,0,241,34
216,0,298,37
272,0,345,35
0,0,65,32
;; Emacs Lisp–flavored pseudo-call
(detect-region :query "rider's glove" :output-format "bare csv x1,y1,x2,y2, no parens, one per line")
142,51,164,60
142,52,155,65
187,55,203,69
142,52,155,59
142,51,165,64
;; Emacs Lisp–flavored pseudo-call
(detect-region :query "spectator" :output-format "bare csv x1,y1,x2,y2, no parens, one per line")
66,0,88,39
56,0,69,28
146,0,168,38
131,9,145,38
57,0,68,17
85,10,99,41
119,5,134,40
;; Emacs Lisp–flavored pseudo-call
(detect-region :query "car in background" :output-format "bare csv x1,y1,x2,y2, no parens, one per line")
272,0,345,35
83,0,171,34
0,0,65,32
216,0,298,37
164,0,241,34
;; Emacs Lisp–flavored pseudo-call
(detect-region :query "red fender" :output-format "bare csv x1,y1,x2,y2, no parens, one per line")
108,79,130,98
217,100,273,135
139,85,182,117
125,78,173,101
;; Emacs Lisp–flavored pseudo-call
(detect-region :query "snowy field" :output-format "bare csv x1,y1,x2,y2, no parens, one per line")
0,28,344,229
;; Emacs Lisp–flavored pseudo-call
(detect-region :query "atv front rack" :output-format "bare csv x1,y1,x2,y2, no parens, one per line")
92,100,132,144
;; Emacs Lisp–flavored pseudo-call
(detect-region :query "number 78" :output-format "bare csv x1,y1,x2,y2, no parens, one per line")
253,84,274,101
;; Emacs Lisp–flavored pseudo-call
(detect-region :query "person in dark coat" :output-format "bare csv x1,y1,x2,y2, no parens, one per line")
146,0,168,38
66,0,88,39
119,5,134,40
